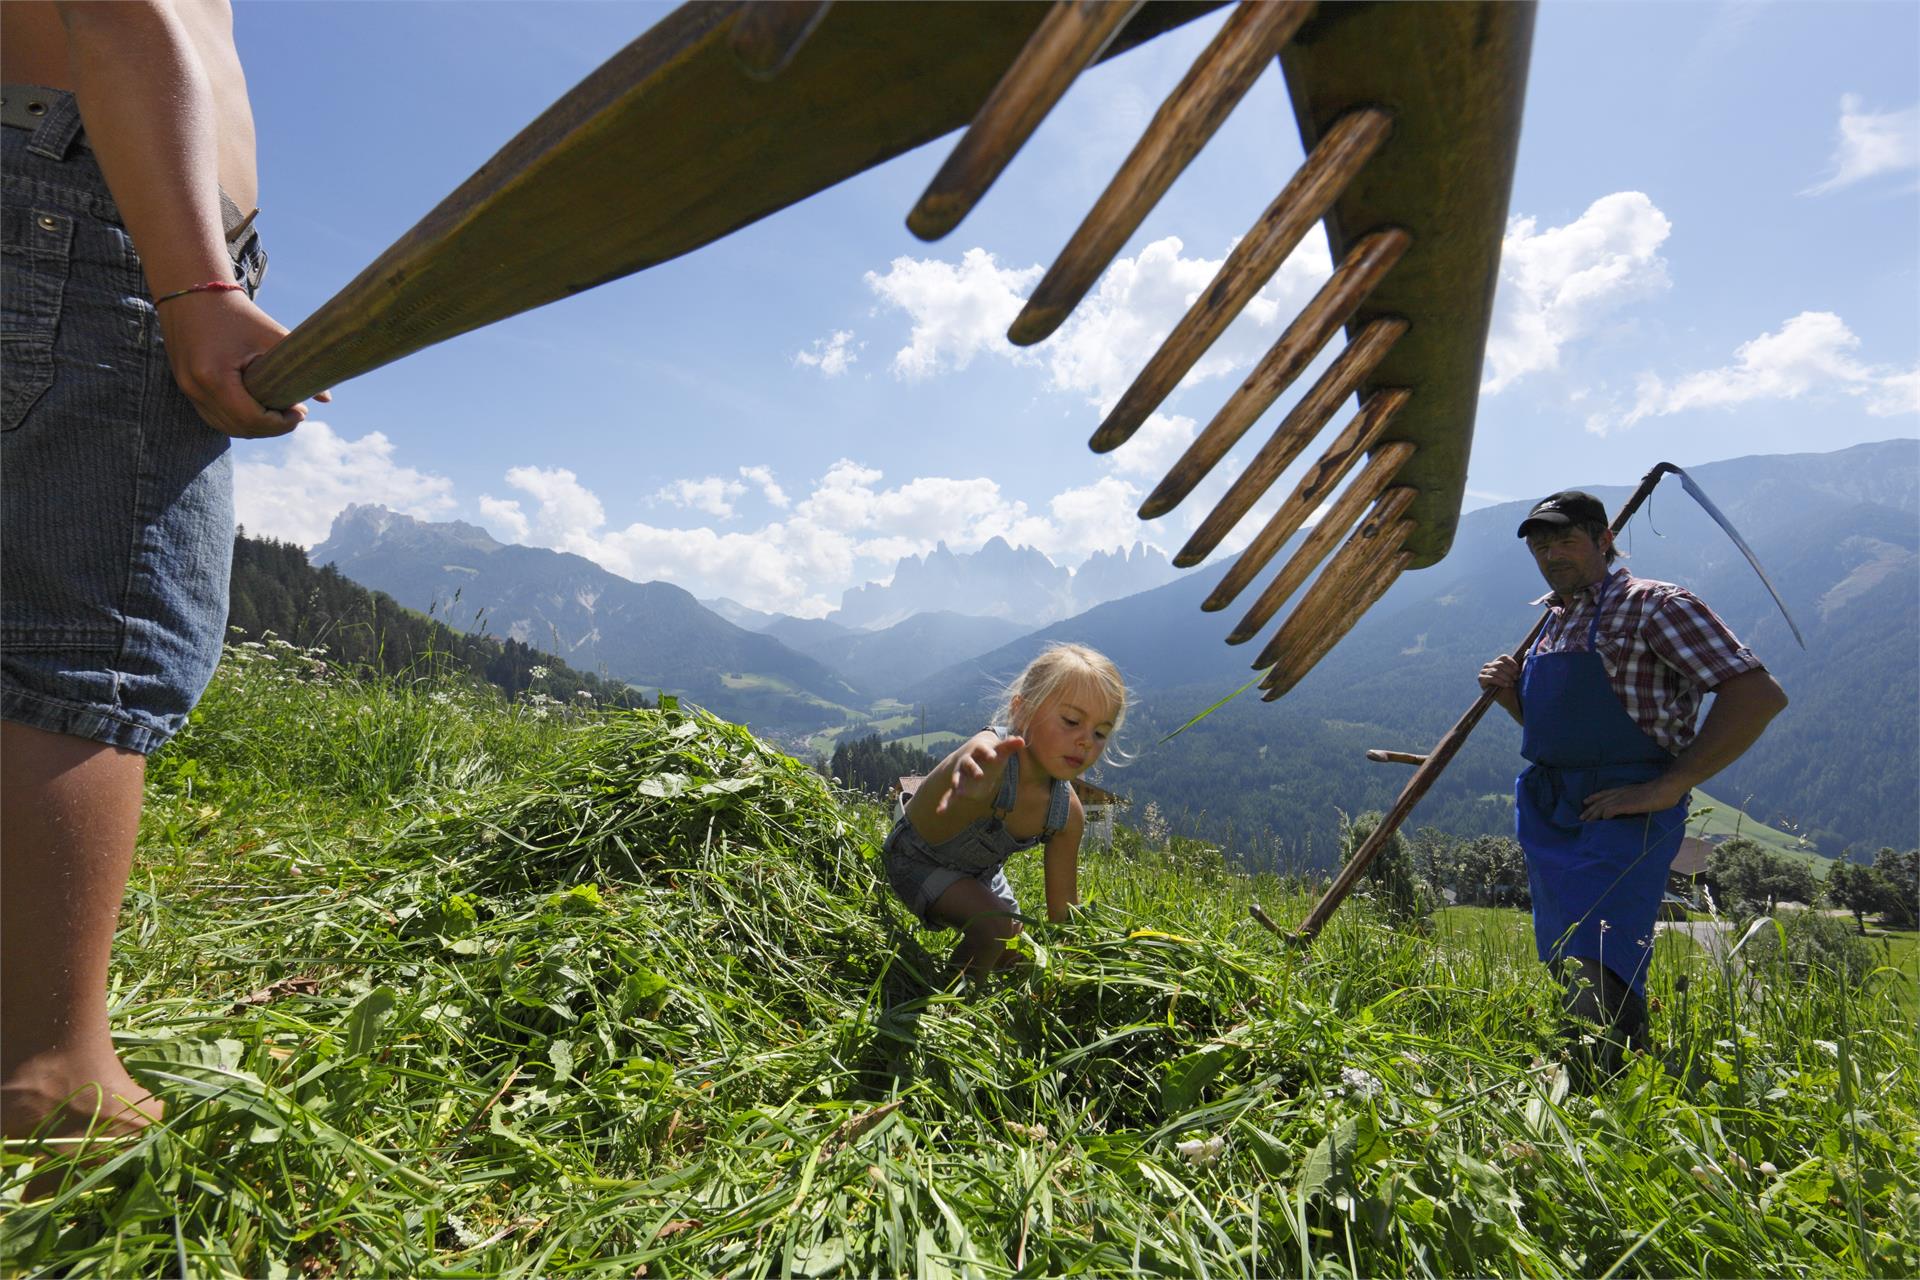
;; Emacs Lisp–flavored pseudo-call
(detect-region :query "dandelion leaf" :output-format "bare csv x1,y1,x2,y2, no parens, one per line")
1161,1044,1237,1115
342,985,398,1059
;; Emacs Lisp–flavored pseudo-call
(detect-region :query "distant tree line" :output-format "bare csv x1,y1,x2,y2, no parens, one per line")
828,734,938,800
1704,838,1820,916
1336,817,1532,927
227,531,651,710
1702,837,1918,932
1824,847,1919,932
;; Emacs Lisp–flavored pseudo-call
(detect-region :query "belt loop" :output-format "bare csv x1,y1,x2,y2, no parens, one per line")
24,89,86,162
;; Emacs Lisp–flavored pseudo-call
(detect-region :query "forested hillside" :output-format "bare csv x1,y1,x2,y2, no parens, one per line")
310,505,863,732
228,532,652,710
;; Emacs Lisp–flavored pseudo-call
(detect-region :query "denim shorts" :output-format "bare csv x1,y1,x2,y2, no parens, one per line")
1,95,265,755
882,815,1021,928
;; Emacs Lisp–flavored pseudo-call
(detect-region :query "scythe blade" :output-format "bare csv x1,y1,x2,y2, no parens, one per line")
1666,463,1806,649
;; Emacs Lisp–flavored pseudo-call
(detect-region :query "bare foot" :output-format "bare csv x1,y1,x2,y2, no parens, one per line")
3,1055,161,1200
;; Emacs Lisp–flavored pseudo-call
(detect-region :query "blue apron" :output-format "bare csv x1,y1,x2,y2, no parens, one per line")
1516,575,1688,994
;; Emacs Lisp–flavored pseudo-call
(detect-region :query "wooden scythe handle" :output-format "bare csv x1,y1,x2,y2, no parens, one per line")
1365,750,1426,766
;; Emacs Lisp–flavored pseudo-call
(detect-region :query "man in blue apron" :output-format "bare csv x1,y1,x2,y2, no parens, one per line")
1479,491,1788,1077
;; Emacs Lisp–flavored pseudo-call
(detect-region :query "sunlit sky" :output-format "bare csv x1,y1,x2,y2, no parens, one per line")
230,1,1919,619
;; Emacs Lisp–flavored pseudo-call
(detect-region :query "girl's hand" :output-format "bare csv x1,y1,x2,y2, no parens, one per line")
935,734,1024,814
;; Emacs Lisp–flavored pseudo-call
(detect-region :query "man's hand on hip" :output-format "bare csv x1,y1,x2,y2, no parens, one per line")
1580,774,1691,822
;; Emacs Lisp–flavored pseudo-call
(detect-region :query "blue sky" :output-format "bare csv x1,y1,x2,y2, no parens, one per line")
232,1,1918,619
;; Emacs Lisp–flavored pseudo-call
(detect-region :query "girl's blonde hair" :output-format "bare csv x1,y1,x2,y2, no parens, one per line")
993,642,1127,738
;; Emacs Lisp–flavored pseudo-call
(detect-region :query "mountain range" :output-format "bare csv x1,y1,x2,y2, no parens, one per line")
303,439,1917,857
899,439,1918,858
312,506,862,730
827,537,1177,630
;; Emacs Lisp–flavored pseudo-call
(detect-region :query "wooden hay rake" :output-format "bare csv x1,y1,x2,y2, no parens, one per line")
246,0,1535,697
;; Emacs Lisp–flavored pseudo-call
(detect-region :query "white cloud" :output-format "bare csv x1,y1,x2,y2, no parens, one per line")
656,475,746,518
1045,234,1331,412
499,465,605,540
233,421,455,546
1870,368,1920,417
793,329,860,376
1482,192,1673,394
864,235,1333,413
1106,411,1198,479
478,495,529,543
739,464,790,509
1803,96,1920,195
495,465,842,616
794,461,1026,546
865,249,1041,378
486,456,1164,617
1606,310,1920,432
1039,476,1147,562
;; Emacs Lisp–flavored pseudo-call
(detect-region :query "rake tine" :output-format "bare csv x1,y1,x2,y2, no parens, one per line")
1260,528,1414,700
1008,0,1313,345
1172,316,1406,567
1141,230,1409,514
728,1,835,80
908,0,1146,241
1202,387,1410,612
1091,109,1395,453
1230,445,1416,644
1257,501,1417,682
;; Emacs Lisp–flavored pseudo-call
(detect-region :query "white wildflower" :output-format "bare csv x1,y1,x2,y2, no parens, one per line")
1340,1067,1384,1100
529,665,549,679
1175,1135,1225,1166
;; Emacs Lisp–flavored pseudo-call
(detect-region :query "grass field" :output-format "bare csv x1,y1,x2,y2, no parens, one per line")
886,729,966,755
4,640,1914,1277
1685,791,1832,873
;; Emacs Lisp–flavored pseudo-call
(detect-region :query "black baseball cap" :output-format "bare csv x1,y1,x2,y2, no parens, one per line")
1517,490,1608,538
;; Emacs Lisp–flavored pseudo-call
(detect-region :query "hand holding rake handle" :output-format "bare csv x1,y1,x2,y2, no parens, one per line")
1286,461,1685,946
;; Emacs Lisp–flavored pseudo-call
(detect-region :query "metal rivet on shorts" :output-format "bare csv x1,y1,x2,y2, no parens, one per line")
26,100,47,116
37,215,58,232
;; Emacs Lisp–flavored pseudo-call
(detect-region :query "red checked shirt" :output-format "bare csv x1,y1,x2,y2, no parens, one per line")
1528,567,1765,754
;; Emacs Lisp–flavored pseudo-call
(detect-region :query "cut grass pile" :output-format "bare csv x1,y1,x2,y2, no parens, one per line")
4,639,1916,1277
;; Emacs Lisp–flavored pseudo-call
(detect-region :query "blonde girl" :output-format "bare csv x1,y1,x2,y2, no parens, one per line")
883,643,1126,974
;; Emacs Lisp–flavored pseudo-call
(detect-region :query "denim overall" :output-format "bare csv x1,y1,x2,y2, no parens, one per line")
1516,575,1688,995
883,748,1073,926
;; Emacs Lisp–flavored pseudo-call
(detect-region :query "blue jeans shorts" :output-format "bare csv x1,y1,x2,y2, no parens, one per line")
882,815,1020,928
2,93,265,755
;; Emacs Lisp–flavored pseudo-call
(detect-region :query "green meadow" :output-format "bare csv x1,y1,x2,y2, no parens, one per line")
4,640,1914,1277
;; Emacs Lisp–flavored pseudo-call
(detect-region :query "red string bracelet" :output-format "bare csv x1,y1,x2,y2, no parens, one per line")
154,280,245,305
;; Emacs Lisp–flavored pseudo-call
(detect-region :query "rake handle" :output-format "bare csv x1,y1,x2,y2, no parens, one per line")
1288,461,1678,945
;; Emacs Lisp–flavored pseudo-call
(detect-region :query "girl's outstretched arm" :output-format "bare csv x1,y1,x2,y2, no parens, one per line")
1042,797,1085,923
906,730,1023,840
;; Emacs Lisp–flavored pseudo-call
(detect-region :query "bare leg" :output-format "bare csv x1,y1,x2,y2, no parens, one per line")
1,721,161,1143
928,878,1022,978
